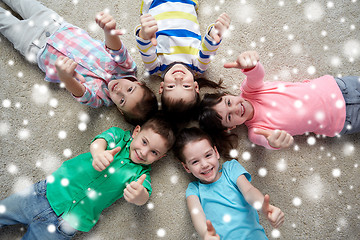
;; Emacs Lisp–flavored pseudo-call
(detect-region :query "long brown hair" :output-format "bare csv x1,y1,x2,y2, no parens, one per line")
198,92,239,158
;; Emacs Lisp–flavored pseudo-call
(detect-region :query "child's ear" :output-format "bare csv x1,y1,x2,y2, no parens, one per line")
181,162,191,174
213,146,220,160
194,81,199,93
159,82,164,94
132,125,141,138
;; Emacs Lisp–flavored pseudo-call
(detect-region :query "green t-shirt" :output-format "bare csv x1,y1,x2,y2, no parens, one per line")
46,127,152,232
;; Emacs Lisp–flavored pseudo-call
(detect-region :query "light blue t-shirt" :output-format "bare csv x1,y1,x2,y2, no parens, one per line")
186,160,268,240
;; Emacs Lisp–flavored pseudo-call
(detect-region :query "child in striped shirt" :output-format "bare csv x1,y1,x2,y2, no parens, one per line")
135,0,230,120
0,0,158,125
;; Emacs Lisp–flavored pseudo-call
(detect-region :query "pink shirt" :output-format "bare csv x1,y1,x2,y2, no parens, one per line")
241,63,346,149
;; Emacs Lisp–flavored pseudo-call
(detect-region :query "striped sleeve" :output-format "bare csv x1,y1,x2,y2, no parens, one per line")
135,25,162,75
195,24,221,72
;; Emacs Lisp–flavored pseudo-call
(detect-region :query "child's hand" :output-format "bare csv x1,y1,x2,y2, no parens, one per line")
55,56,85,83
224,51,259,70
92,147,121,171
95,11,124,36
204,220,220,240
262,194,285,228
209,13,231,43
139,13,158,46
124,174,149,206
254,128,294,149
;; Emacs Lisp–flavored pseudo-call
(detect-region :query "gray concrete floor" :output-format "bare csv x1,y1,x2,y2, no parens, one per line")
1,0,359,239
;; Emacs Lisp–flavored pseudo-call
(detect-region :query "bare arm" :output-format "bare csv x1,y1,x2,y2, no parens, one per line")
236,175,264,206
187,195,208,238
236,175,285,228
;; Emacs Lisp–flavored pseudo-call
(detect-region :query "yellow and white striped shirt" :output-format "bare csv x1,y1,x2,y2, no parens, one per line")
135,0,221,76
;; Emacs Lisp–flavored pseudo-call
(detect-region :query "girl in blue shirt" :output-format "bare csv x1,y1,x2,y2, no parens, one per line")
173,127,285,240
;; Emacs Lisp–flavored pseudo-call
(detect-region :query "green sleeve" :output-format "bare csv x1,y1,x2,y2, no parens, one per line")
91,127,127,150
141,169,152,197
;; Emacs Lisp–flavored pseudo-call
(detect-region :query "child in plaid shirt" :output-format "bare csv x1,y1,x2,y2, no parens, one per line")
0,0,158,125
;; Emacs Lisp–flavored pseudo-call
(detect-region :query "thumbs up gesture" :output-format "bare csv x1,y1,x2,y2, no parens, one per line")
261,194,285,228
139,13,158,46
224,51,259,70
92,146,121,171
204,220,220,240
254,128,294,149
124,174,149,206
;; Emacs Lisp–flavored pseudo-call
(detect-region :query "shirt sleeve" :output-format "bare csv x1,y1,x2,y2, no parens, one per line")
91,127,126,149
224,159,251,184
240,62,266,92
105,42,137,74
186,181,200,198
139,169,152,196
134,25,161,76
74,81,110,107
194,24,221,73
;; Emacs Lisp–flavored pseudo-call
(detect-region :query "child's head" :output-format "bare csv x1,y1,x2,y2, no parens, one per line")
160,63,199,116
199,92,253,131
173,127,221,184
108,77,158,125
159,63,224,122
130,114,175,165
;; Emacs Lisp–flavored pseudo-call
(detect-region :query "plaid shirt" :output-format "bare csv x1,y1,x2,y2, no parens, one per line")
38,23,137,107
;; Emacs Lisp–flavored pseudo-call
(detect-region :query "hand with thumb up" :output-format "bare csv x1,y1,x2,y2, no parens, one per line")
261,194,285,228
204,220,220,240
91,145,121,172
124,174,150,206
254,128,294,149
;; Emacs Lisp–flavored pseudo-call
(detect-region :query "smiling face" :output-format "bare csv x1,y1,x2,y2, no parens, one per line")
129,126,169,165
108,78,145,114
160,64,199,104
213,94,254,129
181,139,221,184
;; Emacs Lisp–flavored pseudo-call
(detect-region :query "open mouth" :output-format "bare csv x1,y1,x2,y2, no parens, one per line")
201,167,213,175
172,70,185,75
135,150,145,162
111,82,118,92
240,103,245,117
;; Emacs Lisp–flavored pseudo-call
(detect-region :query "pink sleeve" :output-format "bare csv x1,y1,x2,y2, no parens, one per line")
240,62,266,91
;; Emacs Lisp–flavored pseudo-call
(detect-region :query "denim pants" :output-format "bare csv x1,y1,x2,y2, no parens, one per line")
335,76,360,135
0,180,77,240
0,0,63,63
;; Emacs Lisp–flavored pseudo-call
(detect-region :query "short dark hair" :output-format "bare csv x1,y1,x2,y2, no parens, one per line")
122,83,158,126
173,127,215,163
141,113,176,150
160,91,200,123
198,92,239,159
160,77,224,125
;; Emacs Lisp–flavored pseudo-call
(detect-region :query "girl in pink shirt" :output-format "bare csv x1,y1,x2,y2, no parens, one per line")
199,51,359,152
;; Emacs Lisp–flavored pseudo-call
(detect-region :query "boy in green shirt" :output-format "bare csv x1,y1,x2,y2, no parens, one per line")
0,115,175,239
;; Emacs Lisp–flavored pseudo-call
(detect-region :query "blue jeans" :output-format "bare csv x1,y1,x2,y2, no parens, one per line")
335,76,360,135
0,180,77,240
